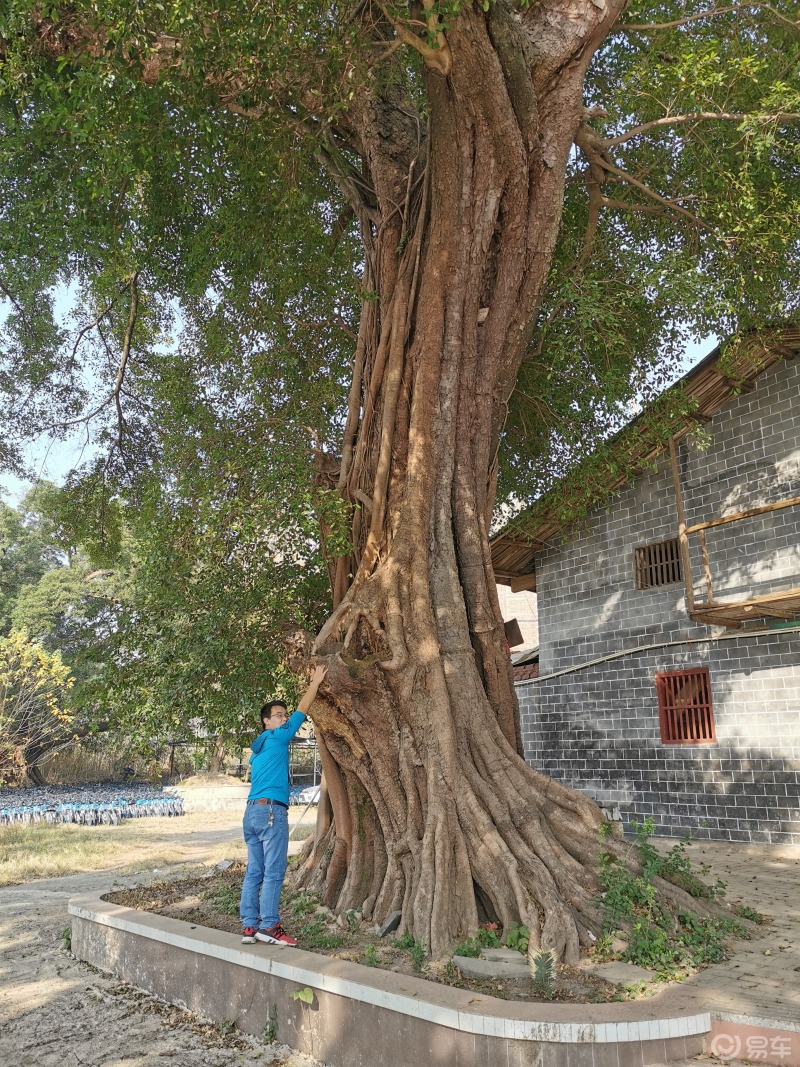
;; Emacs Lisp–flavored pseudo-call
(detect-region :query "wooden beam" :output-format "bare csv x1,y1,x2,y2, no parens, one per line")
684,494,800,535
669,437,695,613
510,573,537,593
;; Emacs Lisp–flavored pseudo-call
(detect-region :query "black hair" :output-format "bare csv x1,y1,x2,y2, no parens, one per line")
260,699,288,726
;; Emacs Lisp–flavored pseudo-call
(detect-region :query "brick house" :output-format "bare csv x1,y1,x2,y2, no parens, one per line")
492,327,800,844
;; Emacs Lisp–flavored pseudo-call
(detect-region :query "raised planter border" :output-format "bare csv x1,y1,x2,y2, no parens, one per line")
70,892,712,1066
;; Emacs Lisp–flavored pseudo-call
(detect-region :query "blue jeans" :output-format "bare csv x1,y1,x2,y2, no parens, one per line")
240,802,289,930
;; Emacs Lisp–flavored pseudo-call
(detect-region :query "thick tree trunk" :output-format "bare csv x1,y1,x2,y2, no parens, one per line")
297,3,629,961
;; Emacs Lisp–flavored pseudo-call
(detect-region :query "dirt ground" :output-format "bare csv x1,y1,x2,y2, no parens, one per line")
107,862,622,1005
0,811,326,1067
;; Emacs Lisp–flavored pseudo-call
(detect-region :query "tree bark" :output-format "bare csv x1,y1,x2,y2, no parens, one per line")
298,1,628,960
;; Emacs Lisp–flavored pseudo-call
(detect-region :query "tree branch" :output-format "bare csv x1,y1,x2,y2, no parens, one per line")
617,3,800,33
373,0,452,75
606,110,800,146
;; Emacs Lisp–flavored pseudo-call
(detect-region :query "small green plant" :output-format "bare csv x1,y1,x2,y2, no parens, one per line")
390,932,416,950
217,1018,237,1037
476,922,501,948
411,939,426,972
453,937,481,958
289,890,319,918
592,934,615,960
504,922,530,955
345,909,360,932
205,882,240,916
294,916,344,950
529,948,555,997
61,927,72,951
363,943,378,967
262,1004,278,1043
289,987,315,1004
736,903,763,923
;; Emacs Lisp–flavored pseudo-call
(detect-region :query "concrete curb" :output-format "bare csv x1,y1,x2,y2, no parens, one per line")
70,892,714,1066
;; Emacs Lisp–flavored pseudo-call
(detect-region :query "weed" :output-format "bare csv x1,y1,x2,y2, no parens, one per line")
289,890,319,918
504,922,530,955
217,1018,237,1037
295,916,344,950
345,909,360,933
205,882,240,916
411,939,426,972
289,987,314,1004
453,937,481,958
390,932,416,950
596,819,746,977
736,903,763,923
262,1005,278,1044
592,934,615,960
61,927,72,952
476,923,501,948
363,943,378,967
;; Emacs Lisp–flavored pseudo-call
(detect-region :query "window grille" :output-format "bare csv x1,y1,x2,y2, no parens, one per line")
656,667,715,744
635,538,682,589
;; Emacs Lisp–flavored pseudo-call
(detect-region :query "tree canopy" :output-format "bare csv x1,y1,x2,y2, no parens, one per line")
1,0,798,956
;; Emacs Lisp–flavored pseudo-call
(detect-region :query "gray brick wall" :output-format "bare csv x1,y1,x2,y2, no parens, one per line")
518,355,800,844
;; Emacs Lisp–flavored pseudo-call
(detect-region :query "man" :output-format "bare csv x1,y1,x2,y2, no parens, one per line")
240,664,327,946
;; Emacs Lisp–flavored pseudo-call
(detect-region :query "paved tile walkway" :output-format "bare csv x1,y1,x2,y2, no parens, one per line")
670,839,800,1026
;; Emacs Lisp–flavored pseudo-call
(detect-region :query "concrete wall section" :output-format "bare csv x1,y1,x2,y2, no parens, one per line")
69,893,710,1067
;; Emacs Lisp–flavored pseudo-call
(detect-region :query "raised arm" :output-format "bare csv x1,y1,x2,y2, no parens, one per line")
296,665,328,717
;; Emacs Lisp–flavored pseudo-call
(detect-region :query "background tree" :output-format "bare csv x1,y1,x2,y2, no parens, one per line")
0,629,74,785
0,0,798,957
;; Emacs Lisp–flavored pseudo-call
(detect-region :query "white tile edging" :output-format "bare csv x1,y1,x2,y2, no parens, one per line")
712,1012,800,1034
69,894,711,1045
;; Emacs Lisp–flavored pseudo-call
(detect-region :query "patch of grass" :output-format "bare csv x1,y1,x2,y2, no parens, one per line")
363,944,378,967
287,889,319,918
205,881,240,916
0,811,246,886
293,916,345,950
453,937,481,958
389,932,415,950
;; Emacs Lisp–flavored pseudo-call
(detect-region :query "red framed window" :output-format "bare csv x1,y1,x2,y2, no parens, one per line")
656,667,716,744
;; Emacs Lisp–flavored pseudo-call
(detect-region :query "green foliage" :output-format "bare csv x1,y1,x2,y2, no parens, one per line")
597,820,743,976
289,891,319,918
504,922,530,955
289,987,315,1004
0,629,74,784
61,926,72,951
363,943,378,967
529,949,555,997
390,932,416,950
476,923,501,948
204,882,240,917
410,939,426,972
452,937,481,958
262,1005,278,1044
736,904,764,923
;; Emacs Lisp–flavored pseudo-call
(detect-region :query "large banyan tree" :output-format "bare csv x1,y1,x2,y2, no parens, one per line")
0,0,798,957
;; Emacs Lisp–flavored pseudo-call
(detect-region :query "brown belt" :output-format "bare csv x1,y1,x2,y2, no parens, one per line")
247,797,288,809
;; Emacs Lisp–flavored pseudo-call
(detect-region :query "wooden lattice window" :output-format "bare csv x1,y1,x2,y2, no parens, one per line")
656,667,716,744
635,538,682,589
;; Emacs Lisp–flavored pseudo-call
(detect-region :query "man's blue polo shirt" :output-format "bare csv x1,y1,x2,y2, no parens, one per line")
248,711,306,806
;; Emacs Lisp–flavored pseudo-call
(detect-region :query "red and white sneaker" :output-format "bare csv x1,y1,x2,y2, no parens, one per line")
255,923,298,947
241,927,258,944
